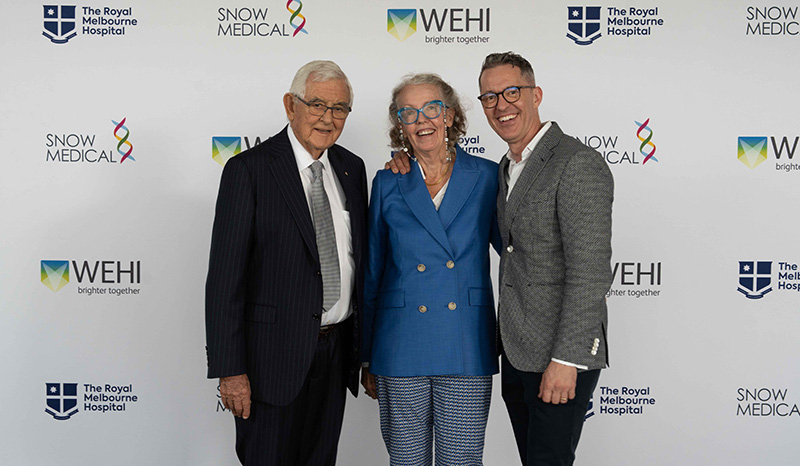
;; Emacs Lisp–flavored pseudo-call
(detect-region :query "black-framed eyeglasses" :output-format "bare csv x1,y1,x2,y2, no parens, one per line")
477,86,535,108
294,95,351,120
396,100,446,125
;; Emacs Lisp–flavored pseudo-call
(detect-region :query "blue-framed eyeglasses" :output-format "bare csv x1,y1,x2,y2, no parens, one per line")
396,100,446,125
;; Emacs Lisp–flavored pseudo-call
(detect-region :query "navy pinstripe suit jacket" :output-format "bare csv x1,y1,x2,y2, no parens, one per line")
205,126,367,406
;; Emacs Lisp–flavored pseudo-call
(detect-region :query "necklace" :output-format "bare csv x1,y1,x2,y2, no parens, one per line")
424,161,451,186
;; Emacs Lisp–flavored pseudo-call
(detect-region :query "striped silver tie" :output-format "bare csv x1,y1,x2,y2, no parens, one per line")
310,161,340,312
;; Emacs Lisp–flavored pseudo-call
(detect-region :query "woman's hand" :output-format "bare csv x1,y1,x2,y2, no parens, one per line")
361,367,377,399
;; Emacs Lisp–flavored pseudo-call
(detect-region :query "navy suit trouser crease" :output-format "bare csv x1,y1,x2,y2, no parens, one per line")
501,354,600,466
234,322,349,466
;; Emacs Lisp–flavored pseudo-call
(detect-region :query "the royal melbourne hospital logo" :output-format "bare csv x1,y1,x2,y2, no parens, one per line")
46,383,79,420
387,9,417,41
43,5,77,44
567,6,602,45
738,261,772,299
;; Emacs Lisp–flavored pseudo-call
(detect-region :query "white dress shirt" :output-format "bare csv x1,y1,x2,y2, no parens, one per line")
504,121,587,371
288,128,355,326
505,121,552,199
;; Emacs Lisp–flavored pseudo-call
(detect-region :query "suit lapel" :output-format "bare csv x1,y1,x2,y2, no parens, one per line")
503,123,562,227
328,146,363,268
267,127,318,262
497,156,510,234
438,148,478,231
398,160,454,256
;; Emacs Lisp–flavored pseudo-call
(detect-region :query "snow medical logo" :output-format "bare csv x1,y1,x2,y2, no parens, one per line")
41,260,70,292
388,9,417,41
738,136,768,169
286,0,308,36
635,118,657,164
567,6,601,45
738,261,772,299
112,117,134,163
212,136,242,166
46,383,79,420
43,5,77,44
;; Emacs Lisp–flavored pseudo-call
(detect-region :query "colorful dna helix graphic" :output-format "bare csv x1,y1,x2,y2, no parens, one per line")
112,118,134,163
634,118,657,164
286,0,308,37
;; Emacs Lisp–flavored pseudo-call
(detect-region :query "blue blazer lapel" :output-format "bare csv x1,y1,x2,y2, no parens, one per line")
398,160,454,256
438,146,478,231
267,127,318,262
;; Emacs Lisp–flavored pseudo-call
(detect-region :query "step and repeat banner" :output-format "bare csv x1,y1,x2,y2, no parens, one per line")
1,1,799,464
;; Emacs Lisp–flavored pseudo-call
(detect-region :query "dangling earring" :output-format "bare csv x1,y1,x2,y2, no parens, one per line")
399,126,415,160
443,112,452,163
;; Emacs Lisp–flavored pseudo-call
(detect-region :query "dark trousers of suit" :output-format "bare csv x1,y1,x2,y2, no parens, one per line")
235,323,349,466
501,354,600,466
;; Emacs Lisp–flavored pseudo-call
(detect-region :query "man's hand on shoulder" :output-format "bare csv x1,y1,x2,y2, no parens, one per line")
220,373,252,419
385,151,411,174
538,361,577,405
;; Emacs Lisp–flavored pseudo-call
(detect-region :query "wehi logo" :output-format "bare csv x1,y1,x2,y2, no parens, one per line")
39,259,142,295
41,260,70,292
43,5,77,44
738,135,800,172
387,9,417,41
386,7,490,45
211,135,265,166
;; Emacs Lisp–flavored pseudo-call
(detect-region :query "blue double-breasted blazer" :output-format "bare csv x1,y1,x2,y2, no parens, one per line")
361,146,501,377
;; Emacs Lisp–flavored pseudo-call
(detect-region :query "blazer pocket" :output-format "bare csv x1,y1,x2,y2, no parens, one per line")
378,290,404,309
245,304,276,323
468,288,494,307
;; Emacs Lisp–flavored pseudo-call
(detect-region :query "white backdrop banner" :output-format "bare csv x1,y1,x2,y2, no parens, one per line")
1,1,799,464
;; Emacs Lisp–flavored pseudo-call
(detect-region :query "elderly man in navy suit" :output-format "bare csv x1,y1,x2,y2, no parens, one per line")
205,60,367,466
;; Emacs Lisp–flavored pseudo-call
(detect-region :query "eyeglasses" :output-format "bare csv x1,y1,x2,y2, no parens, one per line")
294,95,351,120
396,100,446,125
477,86,535,109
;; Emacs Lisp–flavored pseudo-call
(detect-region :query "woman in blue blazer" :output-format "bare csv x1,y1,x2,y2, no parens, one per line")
361,73,501,465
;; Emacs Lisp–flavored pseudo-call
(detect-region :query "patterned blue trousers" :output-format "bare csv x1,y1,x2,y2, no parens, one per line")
375,375,492,466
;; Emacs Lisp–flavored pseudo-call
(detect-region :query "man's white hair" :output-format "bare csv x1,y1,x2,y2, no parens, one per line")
289,60,353,106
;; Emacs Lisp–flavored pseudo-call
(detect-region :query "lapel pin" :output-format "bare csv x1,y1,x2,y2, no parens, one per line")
345,171,349,176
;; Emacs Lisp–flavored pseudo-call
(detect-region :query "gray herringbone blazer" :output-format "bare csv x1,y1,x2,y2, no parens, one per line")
497,122,613,373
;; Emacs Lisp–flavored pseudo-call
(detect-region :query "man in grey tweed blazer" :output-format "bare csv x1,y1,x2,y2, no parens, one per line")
479,52,613,465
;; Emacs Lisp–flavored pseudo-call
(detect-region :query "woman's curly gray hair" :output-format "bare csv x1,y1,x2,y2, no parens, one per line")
388,73,467,156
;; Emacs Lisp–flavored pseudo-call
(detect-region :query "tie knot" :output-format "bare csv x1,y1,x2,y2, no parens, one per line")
310,160,323,180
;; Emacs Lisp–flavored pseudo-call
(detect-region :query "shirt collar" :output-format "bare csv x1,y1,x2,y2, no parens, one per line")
505,120,553,164
287,124,330,172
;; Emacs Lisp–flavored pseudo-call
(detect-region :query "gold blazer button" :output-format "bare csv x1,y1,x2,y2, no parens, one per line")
446,260,455,269
448,302,457,310
417,264,426,272
419,305,428,313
